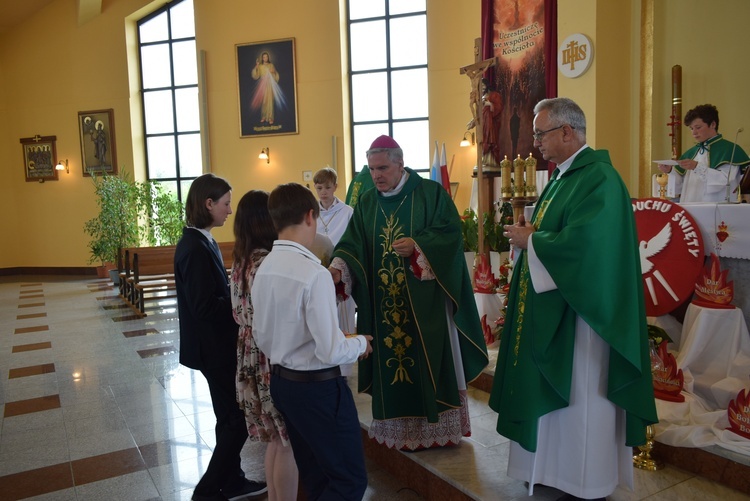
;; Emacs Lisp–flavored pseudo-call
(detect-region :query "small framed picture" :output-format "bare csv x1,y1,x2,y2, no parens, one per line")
78,109,117,176
236,38,299,138
21,135,58,182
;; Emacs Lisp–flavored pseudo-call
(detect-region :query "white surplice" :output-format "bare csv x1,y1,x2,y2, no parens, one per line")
675,149,741,203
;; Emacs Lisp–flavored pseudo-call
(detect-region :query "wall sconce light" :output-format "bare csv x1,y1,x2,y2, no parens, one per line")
55,159,69,173
460,132,475,147
259,147,270,163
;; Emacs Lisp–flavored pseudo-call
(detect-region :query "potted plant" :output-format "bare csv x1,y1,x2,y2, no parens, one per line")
461,208,478,276
138,181,185,246
482,202,513,278
461,208,479,253
83,170,141,278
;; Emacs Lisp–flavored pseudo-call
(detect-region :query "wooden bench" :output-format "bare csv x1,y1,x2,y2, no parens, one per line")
117,247,138,301
126,242,234,317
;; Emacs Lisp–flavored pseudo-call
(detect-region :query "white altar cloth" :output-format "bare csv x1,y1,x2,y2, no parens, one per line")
676,304,750,409
681,202,750,260
654,303,750,454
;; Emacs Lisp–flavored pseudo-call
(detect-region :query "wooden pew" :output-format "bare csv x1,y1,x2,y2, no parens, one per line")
130,245,177,317
118,247,138,301
128,242,234,317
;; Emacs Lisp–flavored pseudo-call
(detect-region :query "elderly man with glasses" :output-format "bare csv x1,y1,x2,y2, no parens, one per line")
489,97,658,501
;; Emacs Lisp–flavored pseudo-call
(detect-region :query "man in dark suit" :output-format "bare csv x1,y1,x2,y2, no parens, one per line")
175,174,267,501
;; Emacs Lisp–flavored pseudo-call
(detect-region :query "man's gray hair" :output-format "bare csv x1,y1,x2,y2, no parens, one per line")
534,97,587,139
366,147,404,163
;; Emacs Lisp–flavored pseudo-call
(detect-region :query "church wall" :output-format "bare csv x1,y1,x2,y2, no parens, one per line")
424,0,482,215
1,0,746,269
557,0,637,191
0,0,350,268
0,53,15,269
651,0,750,165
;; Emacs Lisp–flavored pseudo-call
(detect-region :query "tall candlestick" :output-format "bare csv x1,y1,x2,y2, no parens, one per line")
500,155,512,198
525,153,537,197
513,155,525,197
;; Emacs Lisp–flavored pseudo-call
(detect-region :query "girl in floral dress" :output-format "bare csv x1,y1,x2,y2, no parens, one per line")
230,190,297,501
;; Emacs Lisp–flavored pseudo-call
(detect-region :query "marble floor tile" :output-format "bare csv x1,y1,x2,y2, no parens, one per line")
74,470,160,501
2,277,749,501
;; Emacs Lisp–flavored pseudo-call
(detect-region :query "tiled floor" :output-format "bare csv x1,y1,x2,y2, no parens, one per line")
0,276,748,500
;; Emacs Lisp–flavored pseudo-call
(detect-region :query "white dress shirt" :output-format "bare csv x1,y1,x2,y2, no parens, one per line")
251,240,366,371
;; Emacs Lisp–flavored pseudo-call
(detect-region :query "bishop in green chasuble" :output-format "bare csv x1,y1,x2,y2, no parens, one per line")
333,165,488,451
489,147,658,453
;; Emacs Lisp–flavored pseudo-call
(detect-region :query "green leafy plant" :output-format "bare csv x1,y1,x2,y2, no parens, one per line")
461,208,478,252
83,171,141,265
495,201,514,252
83,171,186,266
138,182,185,246
647,324,673,345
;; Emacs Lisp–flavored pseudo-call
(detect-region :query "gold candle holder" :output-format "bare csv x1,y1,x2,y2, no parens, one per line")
512,154,525,197
634,355,664,471
500,155,512,199
525,153,537,197
633,424,664,471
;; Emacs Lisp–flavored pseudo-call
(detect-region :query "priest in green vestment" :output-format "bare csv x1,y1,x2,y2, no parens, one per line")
330,135,489,451
657,104,750,202
490,98,658,500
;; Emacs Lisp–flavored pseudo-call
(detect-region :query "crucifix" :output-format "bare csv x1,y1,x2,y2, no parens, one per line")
460,37,498,256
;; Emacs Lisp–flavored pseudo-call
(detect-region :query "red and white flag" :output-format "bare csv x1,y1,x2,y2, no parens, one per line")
439,142,451,193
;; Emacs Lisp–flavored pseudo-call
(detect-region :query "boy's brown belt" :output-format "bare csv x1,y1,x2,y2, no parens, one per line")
271,364,341,382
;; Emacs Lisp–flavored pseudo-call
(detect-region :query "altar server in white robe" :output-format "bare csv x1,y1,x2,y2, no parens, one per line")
658,104,750,203
313,167,357,374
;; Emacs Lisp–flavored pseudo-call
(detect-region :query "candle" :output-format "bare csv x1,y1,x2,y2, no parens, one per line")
500,155,511,195
525,153,537,197
513,155,525,197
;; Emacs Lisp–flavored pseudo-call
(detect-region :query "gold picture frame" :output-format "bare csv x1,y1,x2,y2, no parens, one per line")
236,38,299,138
21,135,58,183
78,109,117,176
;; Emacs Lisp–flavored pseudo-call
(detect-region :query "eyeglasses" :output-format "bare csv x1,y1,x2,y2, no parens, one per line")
532,124,573,141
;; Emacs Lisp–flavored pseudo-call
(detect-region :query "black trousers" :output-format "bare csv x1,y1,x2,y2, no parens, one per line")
194,363,249,495
271,374,367,501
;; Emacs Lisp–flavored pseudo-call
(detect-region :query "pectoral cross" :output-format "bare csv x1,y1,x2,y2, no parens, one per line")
460,38,497,255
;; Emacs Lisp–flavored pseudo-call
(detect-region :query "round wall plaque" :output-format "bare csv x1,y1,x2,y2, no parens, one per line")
558,33,594,78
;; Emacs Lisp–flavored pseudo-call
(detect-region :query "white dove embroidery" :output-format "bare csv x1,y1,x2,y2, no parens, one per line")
639,223,672,274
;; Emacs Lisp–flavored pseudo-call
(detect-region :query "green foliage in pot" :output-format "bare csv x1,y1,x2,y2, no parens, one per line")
138,182,185,247
495,201,514,252
83,171,186,266
461,208,478,253
83,171,140,265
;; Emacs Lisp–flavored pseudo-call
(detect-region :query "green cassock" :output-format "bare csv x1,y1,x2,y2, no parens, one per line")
334,168,489,422
488,148,658,452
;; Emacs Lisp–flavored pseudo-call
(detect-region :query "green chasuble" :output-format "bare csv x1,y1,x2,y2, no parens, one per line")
676,134,750,174
334,168,488,422
345,166,376,208
488,148,658,452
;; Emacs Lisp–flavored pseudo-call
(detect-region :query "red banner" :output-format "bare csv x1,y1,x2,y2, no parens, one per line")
487,0,554,171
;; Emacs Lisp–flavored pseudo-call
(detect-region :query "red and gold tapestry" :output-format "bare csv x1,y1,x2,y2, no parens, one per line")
484,0,556,172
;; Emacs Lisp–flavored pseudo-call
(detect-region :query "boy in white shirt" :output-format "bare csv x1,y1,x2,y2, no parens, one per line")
252,182,372,500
